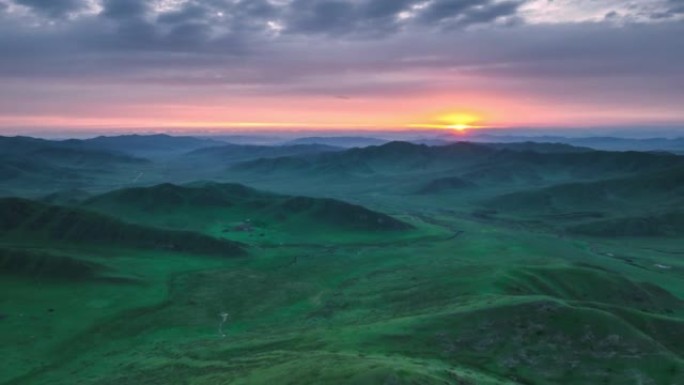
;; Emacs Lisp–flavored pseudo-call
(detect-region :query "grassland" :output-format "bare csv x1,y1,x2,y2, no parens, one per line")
1,138,683,384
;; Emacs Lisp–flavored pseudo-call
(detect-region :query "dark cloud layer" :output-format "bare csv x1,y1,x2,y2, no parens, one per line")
14,0,86,17
101,0,149,19
418,0,522,26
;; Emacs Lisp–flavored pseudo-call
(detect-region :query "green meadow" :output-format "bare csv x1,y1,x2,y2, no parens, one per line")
1,136,683,384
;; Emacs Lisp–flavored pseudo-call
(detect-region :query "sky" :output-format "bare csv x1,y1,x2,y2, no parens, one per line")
0,0,683,135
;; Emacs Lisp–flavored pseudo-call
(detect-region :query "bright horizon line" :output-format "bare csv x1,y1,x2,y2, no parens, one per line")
2,120,683,132
4,123,684,141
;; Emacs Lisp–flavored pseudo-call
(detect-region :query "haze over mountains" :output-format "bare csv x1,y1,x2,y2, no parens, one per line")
2,133,684,385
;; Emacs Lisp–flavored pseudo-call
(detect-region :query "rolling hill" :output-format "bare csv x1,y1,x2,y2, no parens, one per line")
0,197,246,257
415,176,476,194
81,183,414,242
3,136,684,385
282,136,389,148
0,136,154,195
231,141,684,179
484,166,684,215
0,247,107,281
567,212,684,237
182,143,342,164
225,141,684,202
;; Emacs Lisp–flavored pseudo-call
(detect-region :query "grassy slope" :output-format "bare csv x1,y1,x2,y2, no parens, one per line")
227,142,684,189
0,198,246,257
80,183,420,244
482,166,684,237
1,142,684,384
2,210,683,385
0,197,248,383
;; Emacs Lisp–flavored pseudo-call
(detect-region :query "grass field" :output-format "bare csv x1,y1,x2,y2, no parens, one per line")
1,140,683,384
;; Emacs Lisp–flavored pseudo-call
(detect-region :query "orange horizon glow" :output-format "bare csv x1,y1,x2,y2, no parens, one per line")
408,111,487,132
1,90,682,134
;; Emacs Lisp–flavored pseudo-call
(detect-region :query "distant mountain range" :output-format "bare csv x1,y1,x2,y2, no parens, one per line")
282,136,389,148
3,134,684,240
229,140,683,186
468,134,684,154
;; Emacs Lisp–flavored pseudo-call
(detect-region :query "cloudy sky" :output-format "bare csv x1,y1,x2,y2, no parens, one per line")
0,0,683,133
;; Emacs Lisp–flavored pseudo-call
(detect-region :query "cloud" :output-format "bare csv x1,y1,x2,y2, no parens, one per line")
0,0,683,128
282,0,418,37
157,2,210,24
418,0,484,23
101,0,149,20
282,0,522,36
14,0,86,17
660,0,684,17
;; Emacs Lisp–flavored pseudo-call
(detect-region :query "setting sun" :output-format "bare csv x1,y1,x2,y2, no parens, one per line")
439,113,482,131
408,111,485,131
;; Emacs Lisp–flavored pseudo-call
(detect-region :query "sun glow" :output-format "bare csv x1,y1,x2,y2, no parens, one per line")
440,113,482,131
447,123,472,131
408,111,485,131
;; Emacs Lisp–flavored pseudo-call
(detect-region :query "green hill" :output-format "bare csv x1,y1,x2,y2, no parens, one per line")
415,176,476,194
484,166,684,215
568,212,684,237
184,143,341,163
228,142,684,199
231,141,495,176
0,247,107,281
0,198,246,257
81,183,414,242
3,136,684,385
0,136,148,166
497,264,683,313
0,136,155,195
0,158,87,184
40,189,92,205
29,147,147,168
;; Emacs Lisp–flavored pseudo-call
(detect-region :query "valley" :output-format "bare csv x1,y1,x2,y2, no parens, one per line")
1,135,683,385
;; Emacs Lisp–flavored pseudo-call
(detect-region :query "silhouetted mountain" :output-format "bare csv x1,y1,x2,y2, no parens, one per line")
61,134,223,157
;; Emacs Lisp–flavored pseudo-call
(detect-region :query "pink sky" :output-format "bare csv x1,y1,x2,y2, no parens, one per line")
0,0,682,134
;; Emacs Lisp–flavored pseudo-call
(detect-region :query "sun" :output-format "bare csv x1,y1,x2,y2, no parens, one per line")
439,112,481,132
407,110,486,131
447,123,472,132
